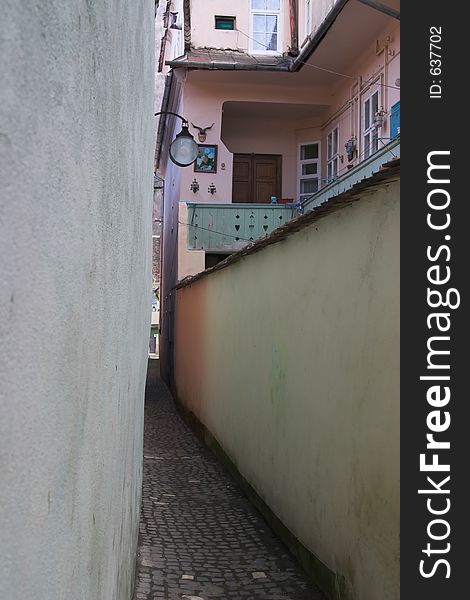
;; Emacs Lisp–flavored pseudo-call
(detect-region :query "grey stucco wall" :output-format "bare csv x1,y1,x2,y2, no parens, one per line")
0,2,154,599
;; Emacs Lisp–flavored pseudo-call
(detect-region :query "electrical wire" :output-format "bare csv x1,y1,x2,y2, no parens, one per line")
235,27,355,79
235,27,400,90
178,219,260,243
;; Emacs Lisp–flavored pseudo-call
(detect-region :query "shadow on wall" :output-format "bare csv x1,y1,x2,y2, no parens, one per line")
145,358,161,401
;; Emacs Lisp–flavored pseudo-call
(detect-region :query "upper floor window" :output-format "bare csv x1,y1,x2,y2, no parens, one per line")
251,0,281,53
215,16,236,30
363,90,380,159
327,126,339,182
298,142,320,202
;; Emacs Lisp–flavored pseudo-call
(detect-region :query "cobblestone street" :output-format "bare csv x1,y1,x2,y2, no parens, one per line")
133,360,325,600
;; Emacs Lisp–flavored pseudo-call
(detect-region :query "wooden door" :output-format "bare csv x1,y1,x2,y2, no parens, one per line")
232,154,282,203
232,155,252,204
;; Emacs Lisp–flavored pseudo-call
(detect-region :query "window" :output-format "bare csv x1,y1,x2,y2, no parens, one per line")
363,90,379,159
298,142,320,202
390,100,400,139
169,11,180,29
326,126,339,182
215,16,236,30
251,0,281,53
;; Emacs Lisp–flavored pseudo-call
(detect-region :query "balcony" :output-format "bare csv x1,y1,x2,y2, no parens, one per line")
302,138,400,211
186,203,297,252
185,139,400,253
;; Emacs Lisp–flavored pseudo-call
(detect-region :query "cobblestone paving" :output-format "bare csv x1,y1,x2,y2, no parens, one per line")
134,361,325,600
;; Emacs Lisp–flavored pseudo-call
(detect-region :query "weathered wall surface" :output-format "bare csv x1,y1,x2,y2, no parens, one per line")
190,0,291,53
174,182,399,600
0,2,154,599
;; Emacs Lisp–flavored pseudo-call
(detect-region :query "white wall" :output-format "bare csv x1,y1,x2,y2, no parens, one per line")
299,0,340,44
162,0,185,66
155,0,168,115
0,2,154,599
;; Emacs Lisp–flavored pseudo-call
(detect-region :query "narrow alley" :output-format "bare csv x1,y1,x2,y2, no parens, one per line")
133,359,325,600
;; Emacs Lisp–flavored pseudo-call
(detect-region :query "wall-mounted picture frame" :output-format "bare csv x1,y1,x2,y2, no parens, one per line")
194,144,218,174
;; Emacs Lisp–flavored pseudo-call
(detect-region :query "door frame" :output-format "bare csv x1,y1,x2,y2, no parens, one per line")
232,153,282,203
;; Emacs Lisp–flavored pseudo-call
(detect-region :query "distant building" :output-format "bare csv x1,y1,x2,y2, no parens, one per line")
156,0,400,381
150,288,160,355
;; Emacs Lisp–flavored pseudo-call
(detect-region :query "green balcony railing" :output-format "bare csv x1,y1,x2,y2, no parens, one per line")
186,203,297,251
302,138,400,211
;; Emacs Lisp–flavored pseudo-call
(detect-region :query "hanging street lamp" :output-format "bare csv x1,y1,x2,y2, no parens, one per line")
155,111,199,167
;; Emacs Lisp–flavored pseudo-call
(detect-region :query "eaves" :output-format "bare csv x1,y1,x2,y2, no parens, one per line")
166,0,351,73
290,0,350,71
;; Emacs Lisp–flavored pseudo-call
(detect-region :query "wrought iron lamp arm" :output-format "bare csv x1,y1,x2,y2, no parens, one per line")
154,111,189,125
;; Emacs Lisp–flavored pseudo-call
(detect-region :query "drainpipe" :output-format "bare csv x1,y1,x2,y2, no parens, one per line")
357,75,362,160
357,0,400,21
183,0,191,52
288,0,299,56
155,71,174,171
158,29,168,72
383,39,390,127
292,0,349,71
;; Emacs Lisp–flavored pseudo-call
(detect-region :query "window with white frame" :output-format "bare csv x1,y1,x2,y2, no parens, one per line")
327,126,339,182
305,0,312,37
298,142,320,202
251,0,281,53
363,90,379,159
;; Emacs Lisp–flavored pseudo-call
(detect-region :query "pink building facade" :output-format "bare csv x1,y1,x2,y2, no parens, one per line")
157,0,400,381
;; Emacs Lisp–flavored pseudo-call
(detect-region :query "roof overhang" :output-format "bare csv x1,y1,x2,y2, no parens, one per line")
166,49,292,72
293,0,400,75
166,0,399,76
